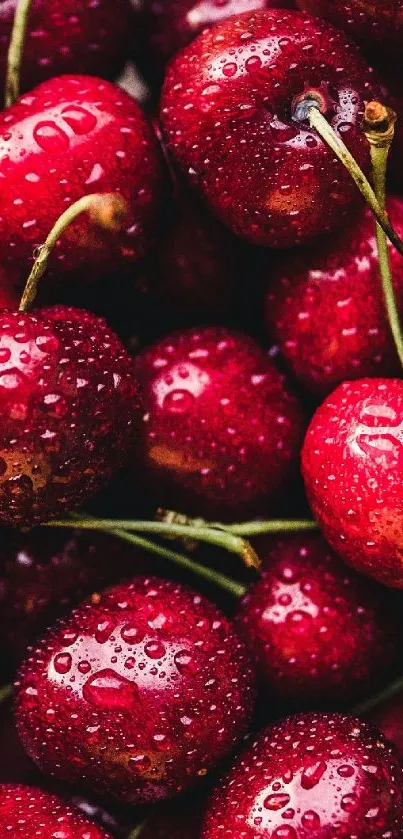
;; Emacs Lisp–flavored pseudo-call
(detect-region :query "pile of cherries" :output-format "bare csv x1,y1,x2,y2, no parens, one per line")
1,0,403,837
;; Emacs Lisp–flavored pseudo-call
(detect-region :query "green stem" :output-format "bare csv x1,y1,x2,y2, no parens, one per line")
5,0,33,107
353,675,403,716
127,823,147,839
219,519,318,537
98,529,247,598
45,516,259,569
0,684,12,705
19,192,127,312
307,106,403,259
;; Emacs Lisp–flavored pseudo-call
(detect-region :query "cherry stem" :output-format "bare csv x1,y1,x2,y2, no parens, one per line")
19,192,128,312
363,102,403,368
5,0,32,107
307,105,403,259
0,684,12,705
127,823,147,839
352,674,403,716
216,519,318,537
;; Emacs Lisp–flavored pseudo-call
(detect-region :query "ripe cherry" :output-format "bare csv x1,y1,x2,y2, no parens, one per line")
368,693,403,760
0,785,112,838
265,197,403,396
0,75,163,289
302,378,403,588
202,713,403,838
15,576,255,805
0,305,141,528
160,9,380,247
235,533,401,708
132,326,304,520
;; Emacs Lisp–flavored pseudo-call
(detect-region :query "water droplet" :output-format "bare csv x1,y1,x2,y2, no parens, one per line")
83,669,138,711
264,793,291,811
272,827,297,839
301,761,327,790
53,652,72,675
144,640,166,660
286,610,313,632
33,121,70,153
60,629,78,647
0,348,11,363
162,389,195,413
245,56,262,73
222,62,237,77
121,624,145,645
61,105,97,134
95,617,115,644
337,764,355,778
174,650,198,676
341,793,359,812
302,811,321,829
78,661,91,674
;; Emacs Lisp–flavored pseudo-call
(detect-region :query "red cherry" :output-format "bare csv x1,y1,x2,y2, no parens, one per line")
368,694,403,760
265,197,403,396
302,378,403,588
296,0,403,69
0,785,111,838
160,9,380,248
202,712,403,838
0,529,148,663
0,0,134,98
0,75,163,288
139,0,294,77
0,305,141,528
132,326,304,520
235,533,401,707
15,576,255,804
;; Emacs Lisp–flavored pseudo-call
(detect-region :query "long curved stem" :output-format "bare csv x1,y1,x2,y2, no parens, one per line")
19,192,127,312
352,674,403,716
307,106,403,259
5,0,32,107
218,519,318,537
0,684,12,705
127,823,147,839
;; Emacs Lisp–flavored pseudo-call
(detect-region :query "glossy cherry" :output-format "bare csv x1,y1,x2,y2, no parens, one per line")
132,326,304,520
15,576,255,804
0,0,133,100
235,533,401,708
0,528,147,662
265,197,403,396
0,785,112,838
202,712,403,838
160,9,380,248
302,378,403,588
296,0,403,69
0,305,141,527
368,693,403,760
0,75,163,289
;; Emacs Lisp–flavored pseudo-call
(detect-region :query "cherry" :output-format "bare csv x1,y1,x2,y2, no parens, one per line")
235,533,401,708
265,197,403,396
15,576,255,804
0,305,141,528
0,528,147,663
160,8,380,248
132,326,304,520
0,0,134,100
302,378,403,589
0,784,112,838
0,75,163,289
368,694,403,760
139,0,294,80
295,1,403,70
202,712,403,838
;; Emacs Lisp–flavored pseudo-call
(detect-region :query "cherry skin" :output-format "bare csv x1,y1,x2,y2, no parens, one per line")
0,785,112,838
132,326,304,520
0,305,141,528
235,533,401,708
296,0,403,69
302,378,403,589
0,0,134,99
0,528,148,663
0,75,163,289
15,576,255,805
265,197,403,396
160,9,380,248
368,694,403,760
202,712,403,838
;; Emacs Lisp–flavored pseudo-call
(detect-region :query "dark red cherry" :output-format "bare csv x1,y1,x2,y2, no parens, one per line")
0,75,163,289
202,713,403,838
265,197,403,396
15,577,255,805
160,9,380,247
132,326,304,520
235,533,401,707
0,0,133,99
368,693,403,760
0,305,141,528
0,784,112,838
302,378,403,588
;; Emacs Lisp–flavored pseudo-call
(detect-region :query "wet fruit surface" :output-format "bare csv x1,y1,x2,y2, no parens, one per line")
0,75,163,288
0,784,112,837
160,9,379,247
201,713,403,838
265,197,403,396
0,0,133,98
302,378,403,588
0,306,140,527
235,533,401,707
15,577,255,804
368,693,403,760
132,326,304,519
